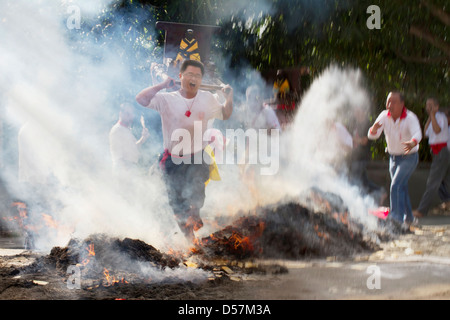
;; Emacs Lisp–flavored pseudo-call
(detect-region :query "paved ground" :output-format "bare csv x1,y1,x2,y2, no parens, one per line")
232,256,450,300
229,214,450,300
1,215,450,300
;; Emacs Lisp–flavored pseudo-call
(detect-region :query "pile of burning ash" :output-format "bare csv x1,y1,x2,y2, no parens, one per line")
4,190,398,293
49,235,179,271
42,234,182,288
195,196,384,261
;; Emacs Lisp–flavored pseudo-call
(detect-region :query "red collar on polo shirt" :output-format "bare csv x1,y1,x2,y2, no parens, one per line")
387,107,407,120
119,120,130,128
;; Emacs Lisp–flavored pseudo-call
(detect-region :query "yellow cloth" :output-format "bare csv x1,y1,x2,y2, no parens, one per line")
273,78,290,96
176,38,201,63
204,145,221,186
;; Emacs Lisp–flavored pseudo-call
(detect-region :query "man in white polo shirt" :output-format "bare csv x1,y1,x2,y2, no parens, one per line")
413,97,450,218
368,91,422,226
136,59,233,241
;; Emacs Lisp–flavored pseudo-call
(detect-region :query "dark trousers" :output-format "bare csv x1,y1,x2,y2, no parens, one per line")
418,147,450,215
159,150,211,240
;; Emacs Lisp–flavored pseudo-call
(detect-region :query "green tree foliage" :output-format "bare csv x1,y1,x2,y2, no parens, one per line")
214,0,449,160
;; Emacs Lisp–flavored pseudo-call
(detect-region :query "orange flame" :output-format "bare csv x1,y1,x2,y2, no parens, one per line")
86,244,95,256
10,202,28,228
9,202,74,235
228,232,253,252
103,268,128,287
41,213,58,229
11,201,27,215
185,215,204,232
76,244,96,267
332,212,349,225
314,224,329,240
188,219,266,256
2,216,20,222
189,233,220,254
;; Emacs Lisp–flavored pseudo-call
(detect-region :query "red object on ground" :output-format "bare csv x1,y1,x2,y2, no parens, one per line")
369,207,390,219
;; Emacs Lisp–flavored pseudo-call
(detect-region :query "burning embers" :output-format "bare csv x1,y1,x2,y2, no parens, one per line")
7,190,389,295
46,235,181,290
76,243,95,267
190,194,381,262
103,268,129,287
192,217,266,259
74,242,129,287
3,201,72,249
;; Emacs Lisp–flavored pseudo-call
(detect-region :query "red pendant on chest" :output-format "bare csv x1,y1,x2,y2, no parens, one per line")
185,110,192,117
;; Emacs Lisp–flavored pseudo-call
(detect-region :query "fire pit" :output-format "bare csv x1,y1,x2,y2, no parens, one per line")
197,198,383,261
0,190,396,300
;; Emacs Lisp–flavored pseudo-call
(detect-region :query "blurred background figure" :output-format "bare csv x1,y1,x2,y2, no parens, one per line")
109,102,150,177
414,98,450,218
349,106,386,205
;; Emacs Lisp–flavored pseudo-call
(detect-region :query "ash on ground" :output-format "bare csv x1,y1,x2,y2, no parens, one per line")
0,195,409,300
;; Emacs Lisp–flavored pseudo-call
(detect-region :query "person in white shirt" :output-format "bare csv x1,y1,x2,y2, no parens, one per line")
241,85,281,131
445,108,450,152
136,59,233,241
109,103,150,176
329,121,353,174
368,91,422,225
236,85,282,197
413,98,450,218
350,107,386,205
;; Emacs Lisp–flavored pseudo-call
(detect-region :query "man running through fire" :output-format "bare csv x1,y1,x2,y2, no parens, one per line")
136,59,233,241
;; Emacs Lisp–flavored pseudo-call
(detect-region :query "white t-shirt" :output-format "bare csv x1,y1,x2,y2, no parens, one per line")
109,122,140,170
245,105,281,131
425,111,448,145
334,122,353,149
368,109,422,156
148,90,224,155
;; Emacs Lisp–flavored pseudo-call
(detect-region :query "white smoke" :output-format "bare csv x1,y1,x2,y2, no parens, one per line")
198,66,383,239
0,0,381,260
277,65,380,230
0,0,186,252
203,65,382,232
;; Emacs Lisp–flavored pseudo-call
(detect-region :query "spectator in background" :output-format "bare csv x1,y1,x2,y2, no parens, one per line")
444,107,450,151
273,69,294,128
273,69,291,101
413,98,450,218
350,106,386,205
330,120,354,173
441,107,450,209
237,85,282,199
109,102,150,176
243,85,281,132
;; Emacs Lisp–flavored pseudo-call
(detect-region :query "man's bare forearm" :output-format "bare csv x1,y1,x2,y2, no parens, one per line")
222,98,233,120
136,79,172,107
430,113,442,134
424,117,431,135
221,86,233,120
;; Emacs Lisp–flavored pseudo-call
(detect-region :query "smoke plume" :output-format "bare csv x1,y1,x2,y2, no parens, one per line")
277,65,380,230
0,0,381,260
0,0,184,252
